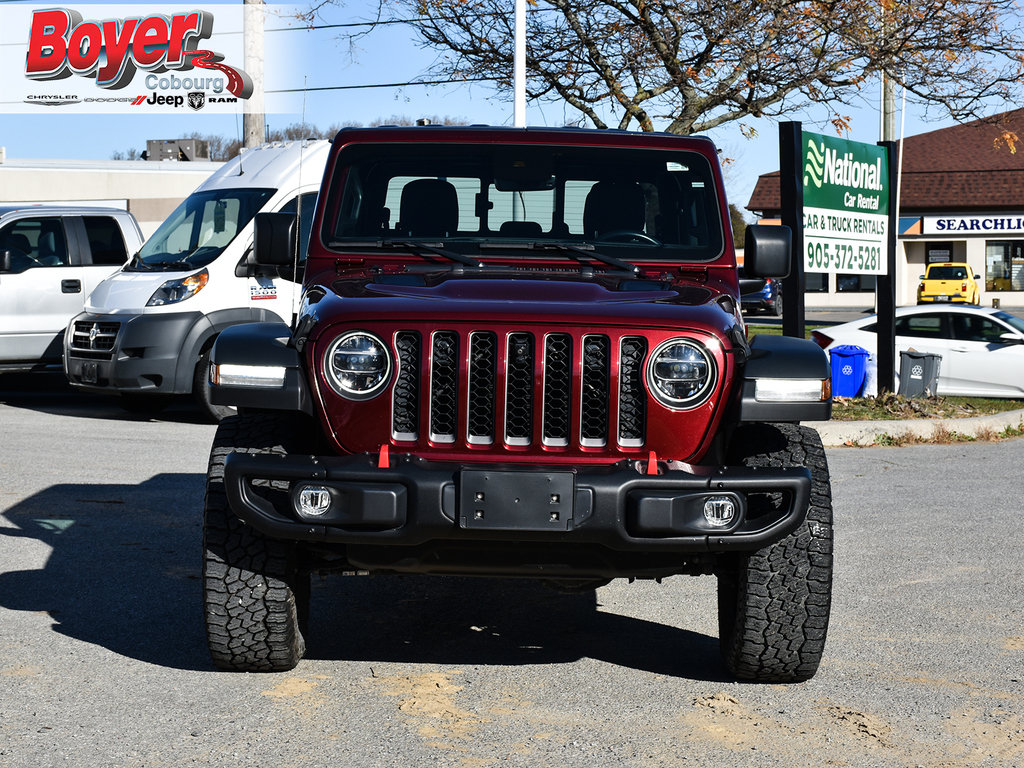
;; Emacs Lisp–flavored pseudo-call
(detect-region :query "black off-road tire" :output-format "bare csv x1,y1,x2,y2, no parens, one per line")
717,422,833,683
203,411,312,672
193,346,236,423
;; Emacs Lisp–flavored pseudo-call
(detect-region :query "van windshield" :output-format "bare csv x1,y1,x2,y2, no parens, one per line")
322,143,724,263
132,188,274,270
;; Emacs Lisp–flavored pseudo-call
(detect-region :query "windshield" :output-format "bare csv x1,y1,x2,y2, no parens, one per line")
134,187,275,270
995,311,1024,334
322,143,724,262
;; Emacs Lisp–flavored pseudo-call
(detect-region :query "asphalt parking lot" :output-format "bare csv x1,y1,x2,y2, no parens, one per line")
1,375,1022,767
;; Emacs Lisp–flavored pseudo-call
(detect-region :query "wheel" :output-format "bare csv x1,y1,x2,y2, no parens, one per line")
194,346,236,423
717,422,833,683
596,230,662,245
203,411,313,672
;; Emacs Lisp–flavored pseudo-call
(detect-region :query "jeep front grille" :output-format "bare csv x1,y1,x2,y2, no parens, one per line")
69,321,120,360
391,329,648,450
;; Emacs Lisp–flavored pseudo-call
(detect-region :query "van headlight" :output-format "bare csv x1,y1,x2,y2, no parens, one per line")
324,331,392,399
646,338,716,409
146,269,209,306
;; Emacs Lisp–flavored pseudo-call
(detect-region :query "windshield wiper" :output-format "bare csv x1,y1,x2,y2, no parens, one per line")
128,252,154,271
523,242,641,275
383,240,483,268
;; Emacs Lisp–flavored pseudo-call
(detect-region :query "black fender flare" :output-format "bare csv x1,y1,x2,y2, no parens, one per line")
172,307,288,392
738,334,832,423
208,321,312,414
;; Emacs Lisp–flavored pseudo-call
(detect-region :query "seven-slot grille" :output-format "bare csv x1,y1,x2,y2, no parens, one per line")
391,329,648,450
69,320,121,359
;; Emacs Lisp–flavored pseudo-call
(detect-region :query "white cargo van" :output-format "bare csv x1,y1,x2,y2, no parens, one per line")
64,140,329,419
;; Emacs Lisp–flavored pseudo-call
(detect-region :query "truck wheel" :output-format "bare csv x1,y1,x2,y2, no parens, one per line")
194,347,236,423
717,422,833,683
202,411,311,672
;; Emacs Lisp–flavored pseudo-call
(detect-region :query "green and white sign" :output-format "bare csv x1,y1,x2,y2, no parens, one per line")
802,131,889,275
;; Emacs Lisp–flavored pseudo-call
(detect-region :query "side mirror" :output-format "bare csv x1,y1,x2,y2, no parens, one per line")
0,250,11,272
743,224,791,278
918,274,925,280
974,274,981,280
999,333,1024,345
253,212,297,267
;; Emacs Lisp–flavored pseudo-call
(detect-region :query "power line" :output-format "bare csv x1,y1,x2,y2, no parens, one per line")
266,77,494,94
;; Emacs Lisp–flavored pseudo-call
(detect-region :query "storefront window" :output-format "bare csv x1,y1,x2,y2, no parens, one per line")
836,274,877,292
985,240,1024,291
805,272,828,292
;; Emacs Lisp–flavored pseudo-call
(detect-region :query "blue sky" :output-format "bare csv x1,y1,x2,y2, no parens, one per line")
1,1,959,211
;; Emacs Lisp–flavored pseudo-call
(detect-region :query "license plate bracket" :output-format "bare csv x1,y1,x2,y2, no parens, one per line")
459,470,575,531
82,361,98,384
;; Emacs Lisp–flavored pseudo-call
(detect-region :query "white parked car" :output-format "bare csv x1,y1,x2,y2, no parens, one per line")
811,304,1024,398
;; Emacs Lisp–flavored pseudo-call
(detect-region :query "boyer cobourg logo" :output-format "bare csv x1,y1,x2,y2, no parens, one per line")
23,7,252,108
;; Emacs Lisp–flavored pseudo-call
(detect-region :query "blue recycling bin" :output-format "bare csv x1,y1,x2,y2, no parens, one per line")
830,344,870,397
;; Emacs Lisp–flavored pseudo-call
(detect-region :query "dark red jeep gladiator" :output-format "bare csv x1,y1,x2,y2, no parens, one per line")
202,126,833,681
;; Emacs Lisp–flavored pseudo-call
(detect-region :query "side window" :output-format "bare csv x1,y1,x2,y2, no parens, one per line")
952,314,1010,343
894,313,947,339
279,193,318,263
82,216,130,266
0,217,70,270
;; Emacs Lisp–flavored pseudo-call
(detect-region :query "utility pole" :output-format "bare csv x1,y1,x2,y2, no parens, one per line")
875,69,899,393
513,0,526,127
243,0,266,148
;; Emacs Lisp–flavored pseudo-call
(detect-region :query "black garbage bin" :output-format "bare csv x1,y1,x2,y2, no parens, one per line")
898,351,941,397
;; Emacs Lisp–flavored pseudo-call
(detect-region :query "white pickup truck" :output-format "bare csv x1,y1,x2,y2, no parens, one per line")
0,206,144,372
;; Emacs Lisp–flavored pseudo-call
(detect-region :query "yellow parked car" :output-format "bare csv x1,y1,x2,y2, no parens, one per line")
917,262,980,305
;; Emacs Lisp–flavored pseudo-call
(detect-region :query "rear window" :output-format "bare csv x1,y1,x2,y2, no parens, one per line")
926,265,968,280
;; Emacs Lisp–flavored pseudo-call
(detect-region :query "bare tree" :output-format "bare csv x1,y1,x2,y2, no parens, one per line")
336,0,1024,136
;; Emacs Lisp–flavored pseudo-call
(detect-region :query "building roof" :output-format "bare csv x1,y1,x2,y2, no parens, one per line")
746,109,1024,215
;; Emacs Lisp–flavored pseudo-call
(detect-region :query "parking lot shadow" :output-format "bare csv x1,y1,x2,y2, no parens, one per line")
0,474,211,671
307,575,728,681
0,371,210,424
0,475,727,681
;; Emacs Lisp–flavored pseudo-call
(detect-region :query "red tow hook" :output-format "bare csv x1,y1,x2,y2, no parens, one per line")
646,450,659,475
377,444,390,469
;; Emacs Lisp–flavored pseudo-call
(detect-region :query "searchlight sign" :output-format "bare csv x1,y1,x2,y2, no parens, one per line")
1,4,255,113
802,131,889,275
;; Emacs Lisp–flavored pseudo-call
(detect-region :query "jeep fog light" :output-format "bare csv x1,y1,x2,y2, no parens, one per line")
296,485,333,518
755,378,830,402
212,363,286,387
325,331,392,399
703,496,736,527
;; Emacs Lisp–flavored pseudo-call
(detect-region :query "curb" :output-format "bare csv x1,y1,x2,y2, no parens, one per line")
804,408,1024,447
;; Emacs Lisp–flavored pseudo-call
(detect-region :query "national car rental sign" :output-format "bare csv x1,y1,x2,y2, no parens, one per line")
801,131,890,275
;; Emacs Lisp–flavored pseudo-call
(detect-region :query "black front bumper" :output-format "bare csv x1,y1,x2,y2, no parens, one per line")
223,452,811,573
64,311,205,395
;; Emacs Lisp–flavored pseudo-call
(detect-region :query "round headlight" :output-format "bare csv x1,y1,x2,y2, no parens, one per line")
324,331,392,399
646,338,716,409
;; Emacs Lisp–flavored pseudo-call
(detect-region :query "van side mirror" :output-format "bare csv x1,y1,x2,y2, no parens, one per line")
253,212,297,267
0,250,12,272
743,224,791,278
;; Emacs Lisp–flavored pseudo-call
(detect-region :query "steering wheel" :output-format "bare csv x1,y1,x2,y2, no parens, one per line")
597,230,662,246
